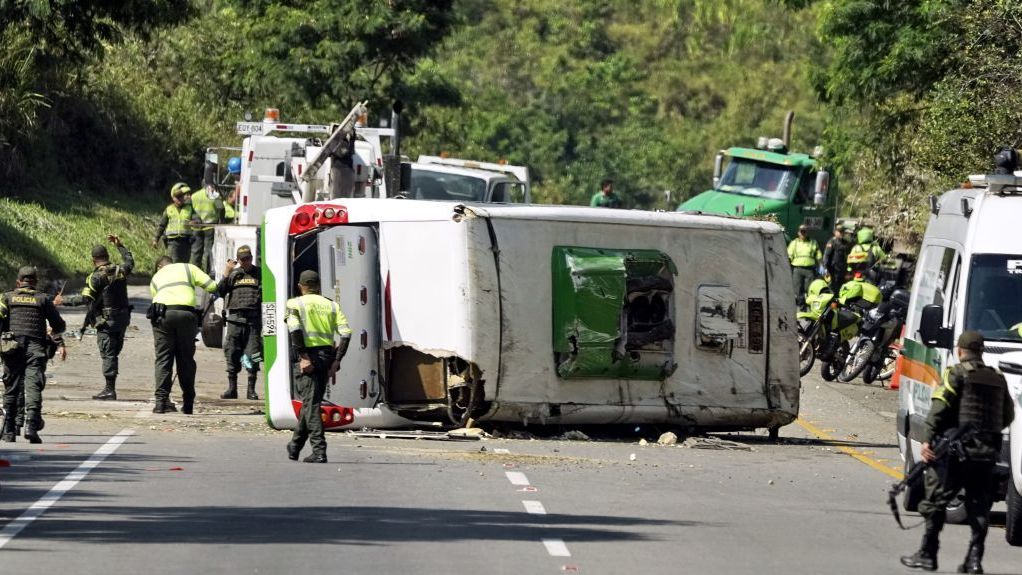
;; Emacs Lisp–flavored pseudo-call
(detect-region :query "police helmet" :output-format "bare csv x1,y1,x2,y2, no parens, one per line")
170,182,192,199
857,227,874,244
807,278,831,298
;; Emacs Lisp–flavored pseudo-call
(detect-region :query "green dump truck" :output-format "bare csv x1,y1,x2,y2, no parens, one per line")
678,113,836,245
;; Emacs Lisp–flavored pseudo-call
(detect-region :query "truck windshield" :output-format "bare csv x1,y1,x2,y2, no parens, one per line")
964,253,1022,342
410,169,487,202
717,158,797,201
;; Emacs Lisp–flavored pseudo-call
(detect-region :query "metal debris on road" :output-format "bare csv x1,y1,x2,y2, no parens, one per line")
346,429,483,441
657,431,679,445
681,436,753,451
556,430,591,441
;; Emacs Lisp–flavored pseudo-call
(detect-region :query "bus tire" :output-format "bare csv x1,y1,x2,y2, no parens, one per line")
1007,477,1022,546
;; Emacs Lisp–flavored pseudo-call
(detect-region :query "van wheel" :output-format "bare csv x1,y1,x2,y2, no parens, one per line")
1007,477,1022,546
945,493,968,524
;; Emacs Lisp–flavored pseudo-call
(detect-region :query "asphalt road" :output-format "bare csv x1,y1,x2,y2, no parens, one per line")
1,293,1019,573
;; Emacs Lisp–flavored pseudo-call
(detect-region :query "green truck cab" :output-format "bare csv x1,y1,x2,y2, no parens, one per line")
678,138,836,245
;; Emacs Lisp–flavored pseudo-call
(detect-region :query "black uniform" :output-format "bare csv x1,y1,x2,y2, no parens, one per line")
822,236,849,293
0,286,66,443
903,348,1014,573
216,264,262,399
61,244,134,398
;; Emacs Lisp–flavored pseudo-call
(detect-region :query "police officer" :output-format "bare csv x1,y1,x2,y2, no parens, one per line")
0,266,67,443
55,235,134,400
901,331,1015,573
189,184,225,273
787,224,822,305
284,270,351,463
153,183,194,264
846,226,886,282
217,245,262,400
149,256,217,414
822,226,849,294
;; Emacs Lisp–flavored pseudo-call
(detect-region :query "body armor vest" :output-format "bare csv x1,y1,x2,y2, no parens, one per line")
958,361,1007,434
4,289,47,338
227,267,261,311
96,264,130,310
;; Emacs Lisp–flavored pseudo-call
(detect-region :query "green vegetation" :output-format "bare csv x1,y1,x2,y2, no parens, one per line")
2,0,1021,279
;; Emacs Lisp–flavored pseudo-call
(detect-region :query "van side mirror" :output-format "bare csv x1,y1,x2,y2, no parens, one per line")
813,171,830,206
713,153,724,188
919,304,953,349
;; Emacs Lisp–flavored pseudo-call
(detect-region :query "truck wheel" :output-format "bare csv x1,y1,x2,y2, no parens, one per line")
1007,477,1022,546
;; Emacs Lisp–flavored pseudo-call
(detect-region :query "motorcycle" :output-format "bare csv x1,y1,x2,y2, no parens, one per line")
815,300,863,381
797,280,835,377
839,288,910,384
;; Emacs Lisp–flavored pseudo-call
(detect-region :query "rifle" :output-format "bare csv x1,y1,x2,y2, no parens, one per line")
887,424,975,529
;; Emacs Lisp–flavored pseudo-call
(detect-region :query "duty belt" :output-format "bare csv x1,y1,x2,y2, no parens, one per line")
166,305,197,312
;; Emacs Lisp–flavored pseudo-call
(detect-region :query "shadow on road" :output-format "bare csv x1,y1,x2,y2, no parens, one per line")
10,505,717,545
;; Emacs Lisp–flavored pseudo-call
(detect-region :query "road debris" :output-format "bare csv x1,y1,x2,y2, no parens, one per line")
681,436,753,451
657,431,679,445
556,430,591,441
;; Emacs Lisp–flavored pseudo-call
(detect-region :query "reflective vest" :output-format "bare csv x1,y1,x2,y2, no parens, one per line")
787,237,821,268
190,189,220,229
165,204,194,238
150,263,216,306
285,293,352,348
846,242,885,268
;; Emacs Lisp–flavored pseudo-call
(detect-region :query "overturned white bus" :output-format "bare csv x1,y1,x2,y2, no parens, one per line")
258,199,799,433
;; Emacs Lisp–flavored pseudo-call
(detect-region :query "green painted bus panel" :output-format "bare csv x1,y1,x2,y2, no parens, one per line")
552,246,676,380
260,219,278,428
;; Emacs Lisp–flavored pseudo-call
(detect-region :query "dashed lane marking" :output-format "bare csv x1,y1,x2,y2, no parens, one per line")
796,418,903,480
523,500,547,515
542,539,572,557
0,428,135,550
506,471,531,486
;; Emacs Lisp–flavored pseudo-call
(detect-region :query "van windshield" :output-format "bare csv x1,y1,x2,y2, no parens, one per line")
409,169,487,202
716,158,797,201
964,253,1022,342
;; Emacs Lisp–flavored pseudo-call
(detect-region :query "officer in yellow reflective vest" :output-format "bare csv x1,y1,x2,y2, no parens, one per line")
285,270,351,463
153,183,195,264
148,256,217,414
787,224,822,305
189,184,224,273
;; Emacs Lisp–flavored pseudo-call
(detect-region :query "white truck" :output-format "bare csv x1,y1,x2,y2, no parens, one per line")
201,104,532,347
258,198,800,433
895,170,1022,545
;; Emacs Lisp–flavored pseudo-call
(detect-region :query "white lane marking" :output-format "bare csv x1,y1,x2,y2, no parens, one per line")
542,539,571,557
523,500,547,515
0,428,134,550
505,471,530,486
493,448,510,454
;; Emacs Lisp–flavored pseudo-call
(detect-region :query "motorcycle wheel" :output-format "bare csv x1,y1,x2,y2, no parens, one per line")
798,327,816,377
821,343,849,382
862,362,879,384
839,340,875,383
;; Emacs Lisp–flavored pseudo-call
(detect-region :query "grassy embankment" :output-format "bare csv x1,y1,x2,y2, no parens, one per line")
0,188,164,291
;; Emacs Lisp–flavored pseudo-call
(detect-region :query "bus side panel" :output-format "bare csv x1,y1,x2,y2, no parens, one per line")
484,217,778,425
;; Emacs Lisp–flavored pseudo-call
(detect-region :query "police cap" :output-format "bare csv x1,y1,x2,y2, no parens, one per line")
236,245,253,259
298,270,320,286
91,244,109,259
17,266,37,281
957,330,985,352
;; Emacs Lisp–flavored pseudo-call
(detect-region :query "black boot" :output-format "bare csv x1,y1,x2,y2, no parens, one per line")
303,452,327,463
220,375,238,399
246,375,259,400
93,377,117,401
181,395,194,415
286,441,300,461
901,524,940,572
164,398,178,413
23,420,42,444
1,411,16,442
958,541,984,573
152,398,166,414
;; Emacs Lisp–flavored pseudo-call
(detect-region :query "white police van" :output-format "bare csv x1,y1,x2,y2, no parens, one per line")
894,167,1022,545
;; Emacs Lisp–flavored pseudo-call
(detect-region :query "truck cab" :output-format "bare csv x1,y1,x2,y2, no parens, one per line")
678,141,835,245
408,156,531,204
